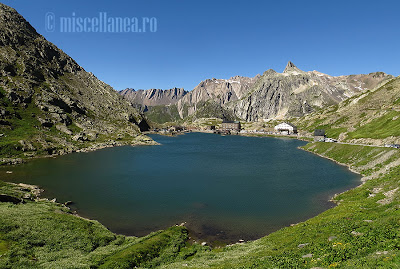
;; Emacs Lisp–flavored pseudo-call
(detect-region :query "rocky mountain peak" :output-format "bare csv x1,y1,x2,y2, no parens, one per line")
0,4,37,44
283,61,303,74
0,4,82,76
263,69,277,76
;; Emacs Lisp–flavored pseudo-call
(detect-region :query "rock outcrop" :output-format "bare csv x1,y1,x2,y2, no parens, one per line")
283,61,304,74
229,63,392,121
120,87,188,107
176,75,260,119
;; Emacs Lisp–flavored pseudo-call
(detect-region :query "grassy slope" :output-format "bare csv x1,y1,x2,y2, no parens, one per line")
187,100,238,121
144,104,182,125
0,84,149,165
0,181,197,268
0,87,43,158
294,77,400,142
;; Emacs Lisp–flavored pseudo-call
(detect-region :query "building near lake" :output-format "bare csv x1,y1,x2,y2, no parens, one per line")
221,121,241,131
274,122,297,134
314,129,326,142
170,126,184,132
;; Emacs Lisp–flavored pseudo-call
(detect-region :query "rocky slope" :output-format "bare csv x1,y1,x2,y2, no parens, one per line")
294,75,400,145
0,3,150,162
228,62,392,121
176,75,260,119
120,87,187,107
120,76,258,123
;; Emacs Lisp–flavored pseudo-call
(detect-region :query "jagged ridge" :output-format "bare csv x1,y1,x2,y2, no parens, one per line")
120,87,188,107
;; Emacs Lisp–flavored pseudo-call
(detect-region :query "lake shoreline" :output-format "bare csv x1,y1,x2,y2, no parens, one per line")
0,133,363,246
0,134,159,167
298,145,365,204
239,133,367,207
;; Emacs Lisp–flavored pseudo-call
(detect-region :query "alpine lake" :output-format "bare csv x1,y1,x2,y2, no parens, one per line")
0,133,361,244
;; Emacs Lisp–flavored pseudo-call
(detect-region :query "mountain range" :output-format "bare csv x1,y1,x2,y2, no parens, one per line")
120,87,188,107
121,62,392,123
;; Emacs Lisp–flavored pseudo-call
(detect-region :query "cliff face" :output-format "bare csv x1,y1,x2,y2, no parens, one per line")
0,3,148,160
120,76,259,123
120,87,188,107
176,75,260,118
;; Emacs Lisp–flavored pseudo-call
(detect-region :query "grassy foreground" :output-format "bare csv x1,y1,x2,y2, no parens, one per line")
0,142,399,268
0,181,206,268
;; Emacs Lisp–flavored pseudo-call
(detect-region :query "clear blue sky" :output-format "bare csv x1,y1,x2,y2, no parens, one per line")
3,0,400,91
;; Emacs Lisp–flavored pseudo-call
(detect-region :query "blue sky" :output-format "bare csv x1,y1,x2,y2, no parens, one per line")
3,0,400,91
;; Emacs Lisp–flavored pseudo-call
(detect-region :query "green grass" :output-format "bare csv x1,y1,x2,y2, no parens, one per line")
295,77,400,142
98,226,192,268
0,240,8,255
0,87,43,157
325,127,348,139
301,142,385,167
0,201,114,268
145,105,182,124
299,122,347,139
186,100,238,122
347,111,400,139
0,181,194,268
334,116,349,125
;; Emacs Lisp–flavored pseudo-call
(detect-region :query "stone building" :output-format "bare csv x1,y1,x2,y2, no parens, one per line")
314,129,326,142
221,121,241,131
274,122,298,134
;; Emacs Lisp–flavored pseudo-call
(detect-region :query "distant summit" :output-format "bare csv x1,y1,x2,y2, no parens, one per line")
283,61,304,74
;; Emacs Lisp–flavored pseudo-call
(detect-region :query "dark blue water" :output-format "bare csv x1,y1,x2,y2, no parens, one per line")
0,133,360,242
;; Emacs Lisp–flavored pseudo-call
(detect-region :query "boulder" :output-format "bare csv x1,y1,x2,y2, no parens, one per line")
0,194,23,204
37,117,53,127
72,133,88,141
